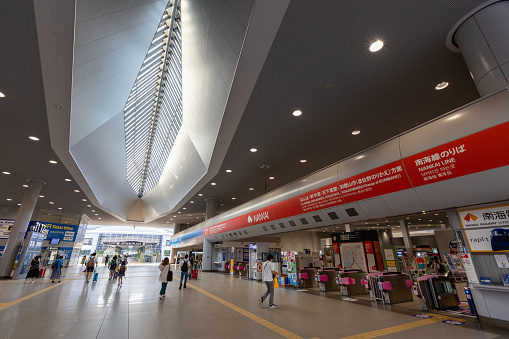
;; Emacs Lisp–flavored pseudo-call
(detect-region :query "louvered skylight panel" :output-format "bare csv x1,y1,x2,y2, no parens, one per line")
124,0,182,197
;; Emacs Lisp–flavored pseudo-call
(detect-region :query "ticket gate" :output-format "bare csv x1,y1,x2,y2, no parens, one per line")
299,267,318,288
416,275,459,311
336,271,368,296
362,272,413,304
318,269,341,292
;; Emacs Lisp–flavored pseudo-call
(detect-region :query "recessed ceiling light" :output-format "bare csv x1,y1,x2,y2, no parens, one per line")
352,130,360,135
49,160,57,164
198,194,203,197
17,203,21,206
250,148,257,152
55,105,62,109
249,188,254,191
232,197,236,200
0,92,5,98
6,198,12,201
293,110,302,117
190,201,194,203
435,82,449,90
418,219,421,220
49,202,54,204
82,199,87,202
22,184,28,188
58,207,62,210
178,212,181,214
65,179,71,182
2,172,10,175
300,160,307,163
29,136,39,141
211,183,216,185
269,177,275,180
166,221,170,223
95,214,98,216
91,210,95,212
39,195,44,198
369,40,384,52
98,218,101,220
183,207,186,210
87,205,91,207
226,169,232,173
74,190,80,193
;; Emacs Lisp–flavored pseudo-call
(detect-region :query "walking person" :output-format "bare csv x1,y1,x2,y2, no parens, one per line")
25,255,40,284
179,254,189,290
259,254,278,308
189,255,195,280
158,257,171,298
108,255,118,280
51,255,64,283
81,255,87,266
85,252,97,283
104,255,110,267
118,260,127,287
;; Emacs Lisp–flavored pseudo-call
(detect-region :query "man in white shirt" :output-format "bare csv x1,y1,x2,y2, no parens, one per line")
259,254,278,308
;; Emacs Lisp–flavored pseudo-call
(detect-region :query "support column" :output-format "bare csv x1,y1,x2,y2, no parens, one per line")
205,199,220,220
448,1,509,96
202,238,213,271
398,219,414,256
0,180,44,278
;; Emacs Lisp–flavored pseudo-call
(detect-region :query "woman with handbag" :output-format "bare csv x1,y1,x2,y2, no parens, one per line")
25,255,40,284
158,257,172,299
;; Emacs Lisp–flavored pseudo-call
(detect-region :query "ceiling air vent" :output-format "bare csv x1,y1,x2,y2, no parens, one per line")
270,224,277,230
300,218,309,225
262,226,268,232
328,212,339,220
312,215,323,222
279,222,286,229
243,230,248,235
345,208,359,217
288,220,297,227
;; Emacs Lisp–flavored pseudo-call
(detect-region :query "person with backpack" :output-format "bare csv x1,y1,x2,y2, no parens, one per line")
259,253,278,308
189,255,195,280
51,255,64,283
104,255,110,267
179,254,189,290
85,253,97,283
118,260,127,287
158,257,172,298
108,255,118,280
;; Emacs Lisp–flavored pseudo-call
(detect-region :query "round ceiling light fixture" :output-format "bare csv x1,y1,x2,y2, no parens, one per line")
249,187,254,191
65,179,71,182
352,130,360,135
211,182,216,186
269,176,275,180
2,171,10,175
300,159,307,163
198,194,203,196
49,160,57,164
369,40,384,52
49,202,54,204
74,190,80,193
226,169,232,173
6,198,12,201
435,82,449,90
0,92,5,98
232,197,236,200
58,207,62,210
55,105,62,109
250,148,257,153
23,184,28,187
29,136,39,141
292,110,302,117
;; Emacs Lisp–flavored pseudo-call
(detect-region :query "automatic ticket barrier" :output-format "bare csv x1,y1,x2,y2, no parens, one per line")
336,270,368,296
318,269,340,292
416,275,459,311
299,267,318,288
362,272,413,304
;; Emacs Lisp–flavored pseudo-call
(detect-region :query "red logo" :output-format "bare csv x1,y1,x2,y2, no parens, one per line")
463,213,478,222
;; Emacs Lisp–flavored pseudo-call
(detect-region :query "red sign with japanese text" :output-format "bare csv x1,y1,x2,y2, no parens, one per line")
338,160,413,203
203,206,275,237
298,182,343,213
403,121,509,186
333,243,339,254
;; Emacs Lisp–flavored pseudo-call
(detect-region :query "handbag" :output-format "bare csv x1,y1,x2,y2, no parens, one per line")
273,277,279,289
166,266,173,282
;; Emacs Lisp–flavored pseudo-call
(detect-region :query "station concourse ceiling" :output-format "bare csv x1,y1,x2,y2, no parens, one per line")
0,1,487,228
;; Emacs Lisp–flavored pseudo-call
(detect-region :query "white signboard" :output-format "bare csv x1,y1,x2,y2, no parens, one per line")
495,254,508,268
464,226,509,252
458,205,509,229
0,219,15,239
459,253,479,284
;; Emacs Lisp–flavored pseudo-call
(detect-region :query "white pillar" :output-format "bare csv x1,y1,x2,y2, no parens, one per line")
0,180,44,278
449,1,509,96
399,219,414,256
202,238,213,271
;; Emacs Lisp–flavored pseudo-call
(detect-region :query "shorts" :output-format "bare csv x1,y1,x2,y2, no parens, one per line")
86,266,95,273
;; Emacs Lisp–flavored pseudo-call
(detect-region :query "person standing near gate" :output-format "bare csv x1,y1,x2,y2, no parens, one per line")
179,254,189,290
259,254,278,308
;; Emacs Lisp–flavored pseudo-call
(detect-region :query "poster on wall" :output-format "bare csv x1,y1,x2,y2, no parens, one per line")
29,221,80,242
460,253,479,284
0,219,15,239
463,227,509,252
458,206,509,252
340,242,367,272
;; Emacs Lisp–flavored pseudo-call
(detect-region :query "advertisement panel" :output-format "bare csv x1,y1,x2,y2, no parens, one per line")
28,221,80,242
0,219,15,239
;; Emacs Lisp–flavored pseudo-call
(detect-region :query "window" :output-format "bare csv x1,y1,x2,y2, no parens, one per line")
166,240,171,246
83,238,93,245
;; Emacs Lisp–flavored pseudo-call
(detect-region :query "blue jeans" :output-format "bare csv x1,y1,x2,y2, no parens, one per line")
160,282,167,295
180,271,188,287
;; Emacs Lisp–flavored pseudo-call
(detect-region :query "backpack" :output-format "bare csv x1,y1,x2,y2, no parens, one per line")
110,260,117,269
86,257,95,267
181,260,188,272
51,260,59,269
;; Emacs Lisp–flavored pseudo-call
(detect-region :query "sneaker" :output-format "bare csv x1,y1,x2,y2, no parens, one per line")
269,305,278,309
259,297,263,305
179,286,182,290
184,285,186,288
162,294,166,298
159,295,163,299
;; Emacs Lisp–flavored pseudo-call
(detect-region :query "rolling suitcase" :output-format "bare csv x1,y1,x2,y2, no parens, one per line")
39,268,46,277
192,270,198,279
93,272,98,282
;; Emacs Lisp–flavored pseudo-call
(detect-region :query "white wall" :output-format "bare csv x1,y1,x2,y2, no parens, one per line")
279,231,323,253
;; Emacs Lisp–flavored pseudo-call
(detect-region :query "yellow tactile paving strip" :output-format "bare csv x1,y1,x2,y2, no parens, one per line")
339,314,466,339
0,274,82,312
188,283,305,339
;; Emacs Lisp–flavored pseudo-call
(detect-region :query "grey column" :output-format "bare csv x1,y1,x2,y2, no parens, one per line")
398,219,414,256
0,180,44,278
205,199,220,220
449,1,509,96
202,238,213,271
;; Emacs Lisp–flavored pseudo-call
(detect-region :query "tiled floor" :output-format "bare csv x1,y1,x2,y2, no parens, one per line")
0,263,507,339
